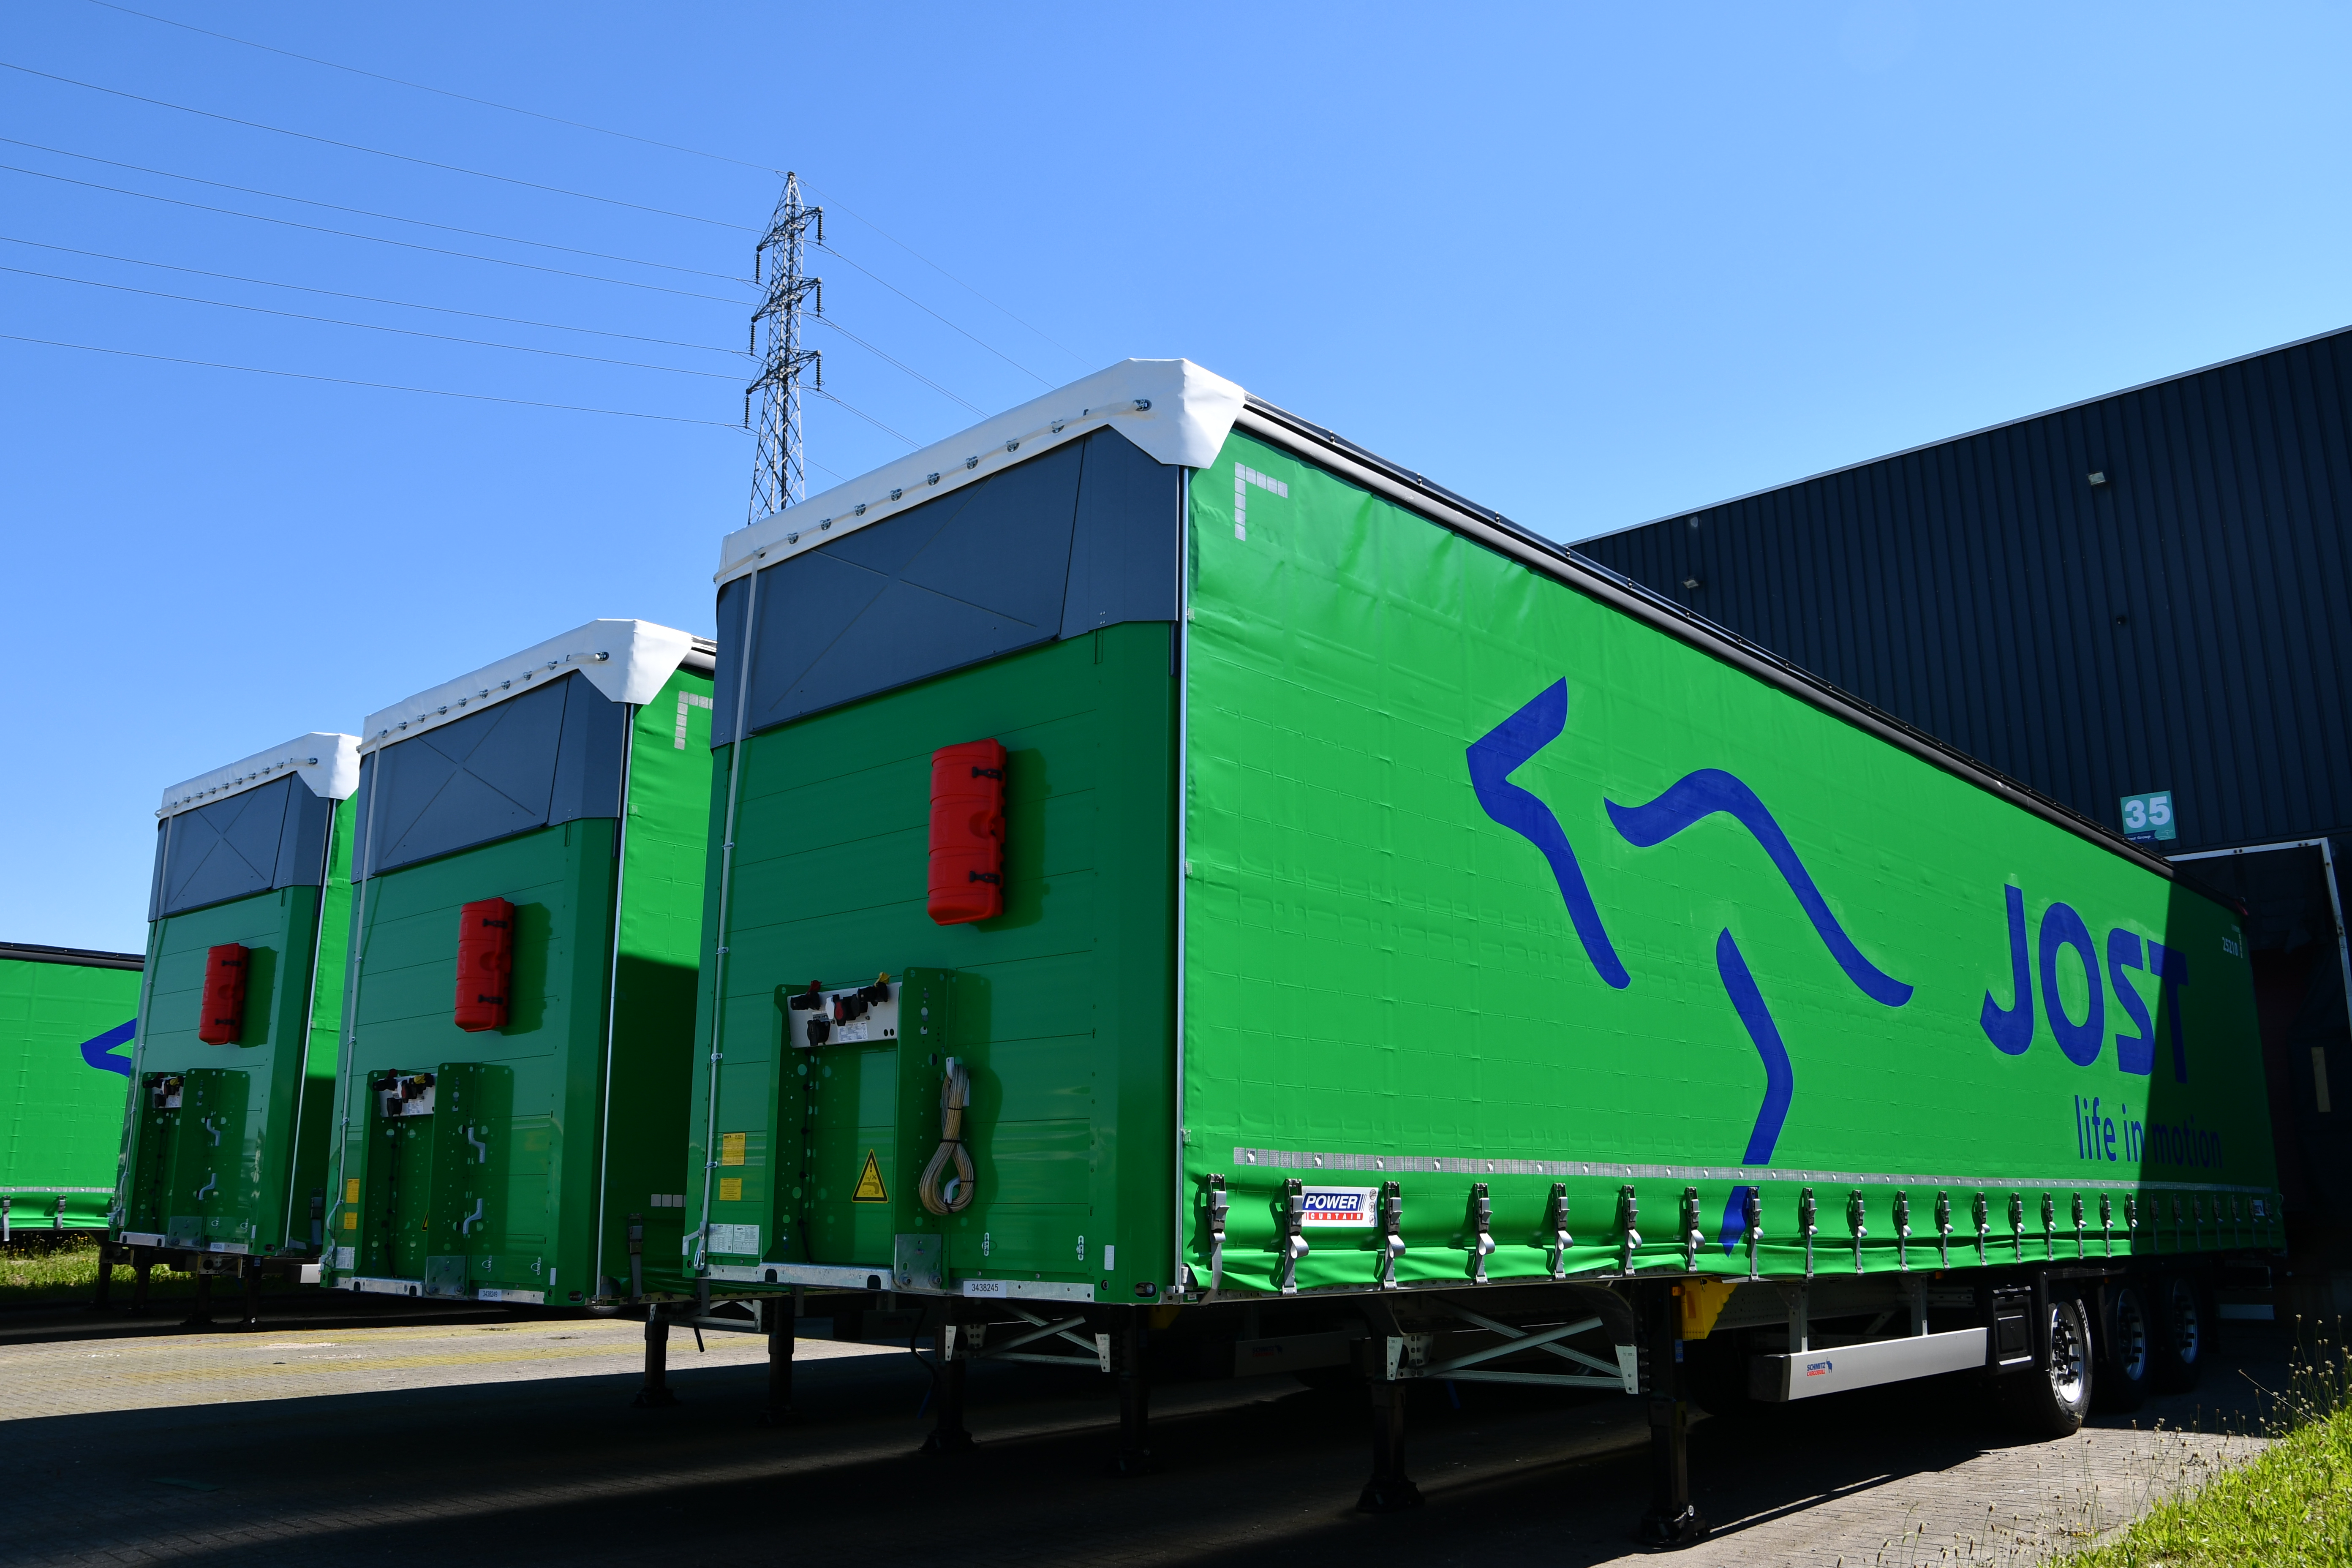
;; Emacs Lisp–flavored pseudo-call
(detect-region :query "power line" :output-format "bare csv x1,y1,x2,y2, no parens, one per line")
79,0,786,177
0,60,754,231
0,333,741,426
50,10,1092,387
817,242,1053,387
800,181,1092,370
813,387,918,448
0,163,746,304
811,315,985,416
5,264,740,379
0,235,741,355
3,136,746,283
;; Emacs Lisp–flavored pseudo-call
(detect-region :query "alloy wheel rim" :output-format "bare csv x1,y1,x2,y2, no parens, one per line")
2112,1293,2150,1380
2169,1279,2201,1364
2049,1303,2087,1405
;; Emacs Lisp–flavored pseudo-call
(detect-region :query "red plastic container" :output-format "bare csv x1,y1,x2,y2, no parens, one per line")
454,898,514,1032
927,739,1006,925
197,944,248,1044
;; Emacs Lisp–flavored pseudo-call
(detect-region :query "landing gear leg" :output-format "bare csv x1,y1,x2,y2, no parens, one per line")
923,1300,974,1454
131,1249,152,1314
1357,1378,1424,1512
759,1290,797,1425
91,1243,115,1312
1635,1282,1709,1549
239,1260,263,1329
633,1311,679,1408
1108,1306,1156,1475
181,1262,214,1329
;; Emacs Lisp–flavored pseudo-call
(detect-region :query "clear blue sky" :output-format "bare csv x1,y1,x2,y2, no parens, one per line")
6,2,2349,950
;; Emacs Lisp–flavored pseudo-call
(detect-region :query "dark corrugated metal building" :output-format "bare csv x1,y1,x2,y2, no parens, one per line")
1577,324,2352,1310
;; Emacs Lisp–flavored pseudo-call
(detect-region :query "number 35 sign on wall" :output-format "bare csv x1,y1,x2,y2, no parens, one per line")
2120,789,2177,844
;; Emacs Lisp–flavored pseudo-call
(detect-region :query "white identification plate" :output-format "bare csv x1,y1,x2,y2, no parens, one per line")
708,1222,760,1256
334,1247,354,1269
1298,1186,1377,1227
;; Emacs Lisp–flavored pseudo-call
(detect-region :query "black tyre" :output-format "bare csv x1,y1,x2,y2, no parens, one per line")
2093,1283,2153,1412
2150,1273,2206,1393
2003,1295,2093,1437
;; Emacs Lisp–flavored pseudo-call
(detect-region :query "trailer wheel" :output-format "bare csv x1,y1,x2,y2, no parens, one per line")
2150,1274,2205,1393
2092,1284,2152,1412
2003,1296,2092,1437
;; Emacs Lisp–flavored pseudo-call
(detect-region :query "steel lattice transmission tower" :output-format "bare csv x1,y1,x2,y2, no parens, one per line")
745,172,822,521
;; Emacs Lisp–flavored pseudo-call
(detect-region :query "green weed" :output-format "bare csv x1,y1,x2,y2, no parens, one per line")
2066,1338,2352,1567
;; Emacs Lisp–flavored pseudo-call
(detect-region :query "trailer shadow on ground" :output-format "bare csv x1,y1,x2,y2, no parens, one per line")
0,1319,2287,1568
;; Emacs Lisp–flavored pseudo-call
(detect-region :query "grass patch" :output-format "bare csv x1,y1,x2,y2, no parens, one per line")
2066,1339,2352,1567
0,1236,300,1305
0,1236,188,1304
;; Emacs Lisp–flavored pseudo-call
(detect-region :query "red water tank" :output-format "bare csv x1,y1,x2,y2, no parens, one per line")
196,944,248,1044
928,739,1006,925
454,898,515,1032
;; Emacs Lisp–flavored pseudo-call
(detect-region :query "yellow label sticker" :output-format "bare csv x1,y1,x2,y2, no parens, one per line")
719,1177,743,1203
852,1149,889,1203
341,1211,357,1230
344,1178,360,1202
721,1132,746,1166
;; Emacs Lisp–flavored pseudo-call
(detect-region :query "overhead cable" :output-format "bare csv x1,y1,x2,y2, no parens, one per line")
0,60,754,231
0,235,740,355
0,163,746,304
811,387,918,448
6,264,740,379
51,12,1092,386
79,0,786,177
817,242,1052,388
2,136,747,283
0,333,741,426
801,180,1091,370
810,316,985,416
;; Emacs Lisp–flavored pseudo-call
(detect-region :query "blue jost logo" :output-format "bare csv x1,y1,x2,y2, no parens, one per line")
1469,679,1914,1252
1981,885,2187,1080
79,1019,136,1077
1467,679,1911,1174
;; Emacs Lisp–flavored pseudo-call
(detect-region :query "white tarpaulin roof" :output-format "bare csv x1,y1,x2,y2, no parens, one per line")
158,732,361,819
360,618,698,754
715,358,1244,588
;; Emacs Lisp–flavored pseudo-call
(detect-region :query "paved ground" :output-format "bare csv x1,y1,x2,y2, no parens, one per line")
0,1296,2284,1567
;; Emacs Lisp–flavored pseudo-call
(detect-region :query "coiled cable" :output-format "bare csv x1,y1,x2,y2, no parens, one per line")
917,1057,975,1215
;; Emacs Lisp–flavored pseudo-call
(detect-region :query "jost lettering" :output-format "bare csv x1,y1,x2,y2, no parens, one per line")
1980,884,2186,1079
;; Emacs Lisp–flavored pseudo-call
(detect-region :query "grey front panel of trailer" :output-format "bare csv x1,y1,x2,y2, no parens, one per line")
357,670,627,876
1750,1327,1987,1401
712,428,1180,743
151,774,338,919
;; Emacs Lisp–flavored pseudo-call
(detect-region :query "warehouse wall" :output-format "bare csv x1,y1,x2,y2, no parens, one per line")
1579,326,2352,1302
1577,326,2352,855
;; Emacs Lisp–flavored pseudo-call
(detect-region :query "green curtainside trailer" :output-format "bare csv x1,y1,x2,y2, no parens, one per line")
321,620,714,1310
680,361,2278,1529
110,734,359,1313
0,942,142,1235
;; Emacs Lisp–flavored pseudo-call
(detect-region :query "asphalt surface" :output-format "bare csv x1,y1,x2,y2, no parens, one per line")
0,1294,2287,1567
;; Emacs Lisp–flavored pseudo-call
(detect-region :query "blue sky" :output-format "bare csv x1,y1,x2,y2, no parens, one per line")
6,2,2349,950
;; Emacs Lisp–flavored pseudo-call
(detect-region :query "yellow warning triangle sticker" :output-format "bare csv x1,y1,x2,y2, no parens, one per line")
851,1149,890,1203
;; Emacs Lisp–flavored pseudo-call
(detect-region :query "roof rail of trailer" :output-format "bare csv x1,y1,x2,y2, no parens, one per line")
0,942,144,970
1237,392,2232,907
